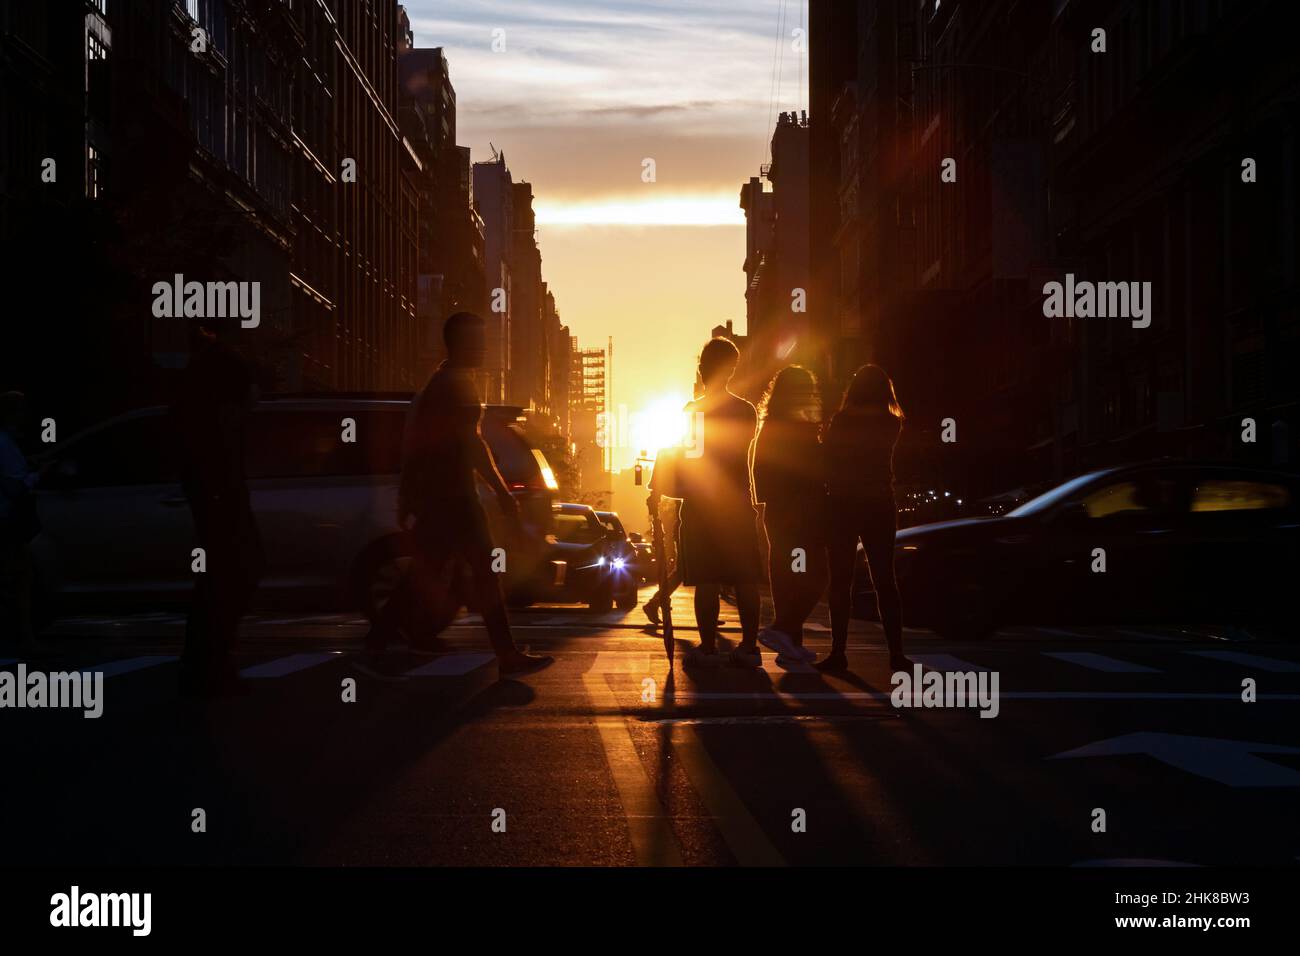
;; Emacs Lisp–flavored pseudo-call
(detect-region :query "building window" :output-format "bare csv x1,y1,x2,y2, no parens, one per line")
87,33,108,61
87,144,102,199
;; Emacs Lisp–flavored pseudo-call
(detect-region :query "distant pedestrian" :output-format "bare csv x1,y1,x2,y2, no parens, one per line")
360,311,553,678
752,366,825,667
671,337,763,668
0,391,40,652
820,365,910,674
171,322,264,698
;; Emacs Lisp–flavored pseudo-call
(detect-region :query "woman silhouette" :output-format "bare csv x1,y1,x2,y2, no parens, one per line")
752,365,825,666
820,365,911,673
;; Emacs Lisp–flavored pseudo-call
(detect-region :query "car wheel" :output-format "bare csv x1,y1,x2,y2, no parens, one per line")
615,591,637,611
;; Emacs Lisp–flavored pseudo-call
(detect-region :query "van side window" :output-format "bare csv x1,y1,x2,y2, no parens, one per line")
1191,480,1291,512
246,409,405,479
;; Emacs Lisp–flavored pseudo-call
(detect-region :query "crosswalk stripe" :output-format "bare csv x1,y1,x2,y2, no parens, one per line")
911,653,990,673
1043,652,1160,674
84,655,178,678
672,725,786,866
403,653,496,677
1112,628,1187,643
582,671,684,866
662,690,1300,701
1186,651,1300,672
240,652,341,678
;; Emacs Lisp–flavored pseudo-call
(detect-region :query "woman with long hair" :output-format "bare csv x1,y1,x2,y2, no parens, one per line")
819,364,911,673
752,365,825,666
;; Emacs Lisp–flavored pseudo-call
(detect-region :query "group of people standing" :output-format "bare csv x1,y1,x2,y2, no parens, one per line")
647,336,911,674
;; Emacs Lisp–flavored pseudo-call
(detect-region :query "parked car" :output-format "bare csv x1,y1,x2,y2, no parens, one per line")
853,461,1300,639
28,395,559,625
516,503,638,611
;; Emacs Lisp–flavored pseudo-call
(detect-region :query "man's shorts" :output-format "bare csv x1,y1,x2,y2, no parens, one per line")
678,502,762,586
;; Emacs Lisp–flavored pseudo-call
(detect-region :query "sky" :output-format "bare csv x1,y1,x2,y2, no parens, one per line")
403,0,809,458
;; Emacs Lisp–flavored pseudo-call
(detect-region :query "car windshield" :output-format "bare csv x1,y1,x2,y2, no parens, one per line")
554,513,603,544
1007,471,1109,517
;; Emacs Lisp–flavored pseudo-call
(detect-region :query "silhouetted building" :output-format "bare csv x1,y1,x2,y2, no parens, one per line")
510,181,545,411
808,0,1300,495
2,0,421,424
739,110,811,398
294,0,418,391
473,152,514,403
399,42,488,379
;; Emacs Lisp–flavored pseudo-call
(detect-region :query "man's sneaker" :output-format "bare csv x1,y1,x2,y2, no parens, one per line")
758,627,809,662
774,652,815,671
683,646,724,668
498,651,555,676
642,598,661,626
814,652,850,674
728,646,762,668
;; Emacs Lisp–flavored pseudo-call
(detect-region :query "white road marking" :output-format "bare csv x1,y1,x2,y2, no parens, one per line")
910,653,990,673
403,652,496,677
659,690,1300,702
84,655,178,678
1186,650,1300,672
582,671,684,866
1052,732,1300,786
240,652,342,678
1043,652,1160,674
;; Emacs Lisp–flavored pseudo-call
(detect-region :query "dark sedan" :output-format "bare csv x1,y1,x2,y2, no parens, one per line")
857,462,1300,639
516,503,639,611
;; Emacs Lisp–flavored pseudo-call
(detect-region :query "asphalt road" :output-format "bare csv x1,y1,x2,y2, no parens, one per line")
3,587,1299,867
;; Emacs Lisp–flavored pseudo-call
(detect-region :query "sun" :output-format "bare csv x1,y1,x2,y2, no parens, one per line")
633,394,691,456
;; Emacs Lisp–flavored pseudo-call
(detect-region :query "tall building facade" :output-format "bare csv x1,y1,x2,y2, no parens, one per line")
292,0,418,391
509,180,545,410
472,152,513,403
808,0,1300,496
738,110,811,399
398,40,488,381
1,0,421,428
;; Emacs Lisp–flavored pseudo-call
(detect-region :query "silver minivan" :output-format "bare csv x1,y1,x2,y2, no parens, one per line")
30,396,558,623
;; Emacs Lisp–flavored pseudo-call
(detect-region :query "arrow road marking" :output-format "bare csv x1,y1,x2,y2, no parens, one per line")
1051,732,1300,786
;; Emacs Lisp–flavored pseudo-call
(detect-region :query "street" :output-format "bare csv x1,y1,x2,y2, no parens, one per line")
4,587,1298,867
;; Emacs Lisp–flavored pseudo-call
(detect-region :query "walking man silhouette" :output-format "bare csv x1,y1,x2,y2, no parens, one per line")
360,311,553,678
